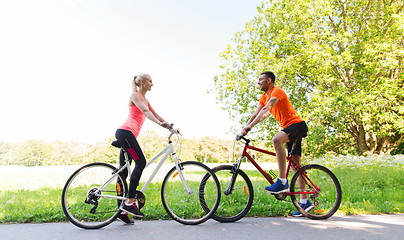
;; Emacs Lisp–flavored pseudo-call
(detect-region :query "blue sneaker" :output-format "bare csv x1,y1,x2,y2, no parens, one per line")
265,179,289,194
293,200,315,217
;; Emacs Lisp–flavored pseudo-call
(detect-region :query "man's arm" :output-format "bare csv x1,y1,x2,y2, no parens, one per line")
246,104,264,126
242,97,279,134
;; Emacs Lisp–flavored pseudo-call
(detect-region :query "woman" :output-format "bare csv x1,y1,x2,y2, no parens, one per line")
116,73,170,225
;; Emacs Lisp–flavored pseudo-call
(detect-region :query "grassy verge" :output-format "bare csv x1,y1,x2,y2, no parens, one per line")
1,155,403,223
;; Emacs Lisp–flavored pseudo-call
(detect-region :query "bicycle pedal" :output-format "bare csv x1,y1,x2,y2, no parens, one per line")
267,170,277,180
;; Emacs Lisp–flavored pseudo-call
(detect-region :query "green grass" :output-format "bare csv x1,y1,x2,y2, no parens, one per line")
1,156,403,223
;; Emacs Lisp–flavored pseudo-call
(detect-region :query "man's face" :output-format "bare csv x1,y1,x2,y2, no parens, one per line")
257,74,270,91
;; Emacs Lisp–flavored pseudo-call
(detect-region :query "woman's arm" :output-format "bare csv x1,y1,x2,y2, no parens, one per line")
148,104,166,123
130,93,169,128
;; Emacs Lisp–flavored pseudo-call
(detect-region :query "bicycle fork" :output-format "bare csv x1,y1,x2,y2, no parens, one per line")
224,156,244,195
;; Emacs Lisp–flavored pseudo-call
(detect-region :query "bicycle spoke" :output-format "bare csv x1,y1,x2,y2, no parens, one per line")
290,164,342,219
161,161,221,225
62,163,128,229
201,165,254,223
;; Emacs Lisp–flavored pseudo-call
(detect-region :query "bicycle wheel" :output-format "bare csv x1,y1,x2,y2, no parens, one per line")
289,164,342,220
61,162,128,229
200,165,254,222
161,161,221,225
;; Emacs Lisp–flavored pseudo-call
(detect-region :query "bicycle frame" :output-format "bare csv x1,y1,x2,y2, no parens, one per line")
230,139,319,196
97,130,192,200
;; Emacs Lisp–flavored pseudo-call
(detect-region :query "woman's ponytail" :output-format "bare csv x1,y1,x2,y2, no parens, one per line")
133,76,140,92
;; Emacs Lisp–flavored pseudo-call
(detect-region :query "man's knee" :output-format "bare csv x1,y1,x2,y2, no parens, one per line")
272,132,288,147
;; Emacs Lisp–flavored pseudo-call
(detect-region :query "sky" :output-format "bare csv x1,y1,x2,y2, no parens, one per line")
0,0,261,144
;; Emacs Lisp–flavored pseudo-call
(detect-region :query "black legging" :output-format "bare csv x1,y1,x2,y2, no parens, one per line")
115,129,146,199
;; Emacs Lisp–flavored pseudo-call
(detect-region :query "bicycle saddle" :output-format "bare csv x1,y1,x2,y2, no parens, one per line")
111,140,121,148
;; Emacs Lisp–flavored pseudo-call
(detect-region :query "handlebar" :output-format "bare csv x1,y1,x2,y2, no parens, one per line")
236,134,245,141
167,124,181,142
161,123,180,134
236,127,250,141
235,134,250,144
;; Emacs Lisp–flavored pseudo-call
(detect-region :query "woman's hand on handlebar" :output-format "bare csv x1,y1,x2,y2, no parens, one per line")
161,122,181,135
161,122,171,129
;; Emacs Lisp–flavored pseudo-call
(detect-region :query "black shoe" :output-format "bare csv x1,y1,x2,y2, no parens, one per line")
117,212,135,225
120,202,144,219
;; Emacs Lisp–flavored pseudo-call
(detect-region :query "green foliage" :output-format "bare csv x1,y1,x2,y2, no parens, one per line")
0,131,250,166
214,0,404,156
391,140,404,155
0,142,11,165
11,140,52,166
1,156,403,223
0,188,65,223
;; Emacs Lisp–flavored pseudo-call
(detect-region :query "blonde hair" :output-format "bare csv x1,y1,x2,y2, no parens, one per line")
133,73,150,92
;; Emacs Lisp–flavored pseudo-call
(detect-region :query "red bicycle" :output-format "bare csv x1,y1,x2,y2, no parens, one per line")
200,135,342,222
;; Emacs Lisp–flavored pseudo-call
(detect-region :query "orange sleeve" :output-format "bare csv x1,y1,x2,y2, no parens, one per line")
270,87,286,100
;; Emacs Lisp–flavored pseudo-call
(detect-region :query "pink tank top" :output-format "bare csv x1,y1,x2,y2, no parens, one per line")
119,93,149,138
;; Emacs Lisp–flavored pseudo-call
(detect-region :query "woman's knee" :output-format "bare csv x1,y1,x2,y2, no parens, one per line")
134,158,146,171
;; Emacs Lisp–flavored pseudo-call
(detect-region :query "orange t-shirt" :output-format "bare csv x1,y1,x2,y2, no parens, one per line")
259,86,303,129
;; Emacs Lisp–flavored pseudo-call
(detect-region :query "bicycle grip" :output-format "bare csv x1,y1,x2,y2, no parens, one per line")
236,134,245,141
162,123,174,129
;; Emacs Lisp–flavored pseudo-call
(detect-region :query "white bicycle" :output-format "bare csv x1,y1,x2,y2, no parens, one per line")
61,126,221,229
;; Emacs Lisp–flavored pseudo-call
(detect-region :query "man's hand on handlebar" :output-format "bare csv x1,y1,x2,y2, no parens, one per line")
237,126,251,140
241,126,251,135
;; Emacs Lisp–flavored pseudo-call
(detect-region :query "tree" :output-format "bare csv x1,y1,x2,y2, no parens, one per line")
214,0,404,155
190,137,232,163
0,141,11,165
11,140,51,166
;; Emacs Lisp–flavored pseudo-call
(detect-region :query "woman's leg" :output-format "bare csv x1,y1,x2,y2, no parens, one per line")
115,129,146,218
115,129,146,200
116,149,128,208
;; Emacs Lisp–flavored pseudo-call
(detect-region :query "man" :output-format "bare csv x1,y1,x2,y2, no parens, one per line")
240,71,313,217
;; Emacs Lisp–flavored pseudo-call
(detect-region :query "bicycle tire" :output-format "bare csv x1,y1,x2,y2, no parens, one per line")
61,162,128,229
289,164,342,220
200,165,254,223
161,161,221,225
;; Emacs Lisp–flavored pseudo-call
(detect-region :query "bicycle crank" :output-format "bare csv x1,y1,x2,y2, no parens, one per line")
134,190,146,209
85,187,100,214
273,193,287,201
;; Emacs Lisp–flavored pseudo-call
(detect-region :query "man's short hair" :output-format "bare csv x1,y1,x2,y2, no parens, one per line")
260,71,276,84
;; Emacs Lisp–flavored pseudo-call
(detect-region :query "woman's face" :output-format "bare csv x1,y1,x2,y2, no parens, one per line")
142,76,153,91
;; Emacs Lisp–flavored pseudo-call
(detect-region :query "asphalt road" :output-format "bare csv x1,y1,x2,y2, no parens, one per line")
1,214,403,240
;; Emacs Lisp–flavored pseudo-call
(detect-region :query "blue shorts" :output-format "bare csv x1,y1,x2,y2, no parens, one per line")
282,121,308,156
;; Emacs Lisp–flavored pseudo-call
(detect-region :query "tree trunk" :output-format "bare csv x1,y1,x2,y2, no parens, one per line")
356,120,370,155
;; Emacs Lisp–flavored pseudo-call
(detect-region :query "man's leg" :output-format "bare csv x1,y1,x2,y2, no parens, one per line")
290,145,315,217
265,131,290,193
272,131,290,179
291,155,307,200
